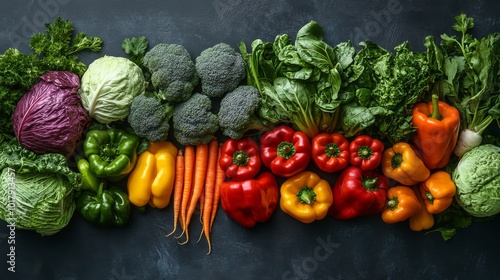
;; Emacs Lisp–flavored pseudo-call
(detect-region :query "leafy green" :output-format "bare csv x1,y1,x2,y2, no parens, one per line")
79,56,146,124
427,13,500,139
121,36,149,67
0,138,81,235
427,199,475,241
0,138,81,187
0,17,103,136
28,17,103,76
339,103,389,137
271,77,319,135
240,21,359,138
340,40,431,144
452,144,500,217
427,199,495,241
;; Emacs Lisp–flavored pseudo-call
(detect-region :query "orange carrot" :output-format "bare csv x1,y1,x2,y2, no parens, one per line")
196,138,219,254
199,190,205,224
178,145,194,241
210,144,225,232
166,149,184,238
179,143,209,245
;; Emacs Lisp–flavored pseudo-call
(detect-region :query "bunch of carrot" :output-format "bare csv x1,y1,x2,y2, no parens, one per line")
166,138,226,255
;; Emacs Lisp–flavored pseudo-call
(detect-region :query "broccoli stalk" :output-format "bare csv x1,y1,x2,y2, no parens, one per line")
218,85,270,139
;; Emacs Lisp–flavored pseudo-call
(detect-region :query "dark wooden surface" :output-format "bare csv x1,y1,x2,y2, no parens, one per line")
1,1,499,279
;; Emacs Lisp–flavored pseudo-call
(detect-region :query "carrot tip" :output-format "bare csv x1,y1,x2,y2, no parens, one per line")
177,237,189,246
196,229,204,243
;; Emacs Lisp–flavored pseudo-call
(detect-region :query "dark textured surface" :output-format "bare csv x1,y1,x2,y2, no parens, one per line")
1,1,499,279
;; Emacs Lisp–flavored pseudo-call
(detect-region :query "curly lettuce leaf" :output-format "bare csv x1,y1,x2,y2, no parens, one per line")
0,138,81,188
341,40,430,144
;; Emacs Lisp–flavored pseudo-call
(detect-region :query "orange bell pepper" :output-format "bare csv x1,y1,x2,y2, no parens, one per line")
409,186,434,231
382,186,421,224
418,171,456,214
412,94,460,170
127,141,178,209
381,142,430,186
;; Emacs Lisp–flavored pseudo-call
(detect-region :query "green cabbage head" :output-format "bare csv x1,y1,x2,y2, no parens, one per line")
452,144,500,217
79,56,146,124
0,139,81,235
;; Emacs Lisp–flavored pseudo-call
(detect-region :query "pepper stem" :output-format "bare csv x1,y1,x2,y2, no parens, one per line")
391,153,403,169
101,144,118,162
430,94,442,120
363,177,379,191
357,146,373,160
425,191,435,204
325,143,341,158
296,186,316,205
232,151,249,167
96,182,105,196
277,142,296,159
387,197,399,210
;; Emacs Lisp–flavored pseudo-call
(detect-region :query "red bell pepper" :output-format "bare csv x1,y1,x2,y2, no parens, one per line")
311,133,350,173
219,137,261,181
349,135,384,170
328,166,389,220
220,172,279,228
260,125,311,178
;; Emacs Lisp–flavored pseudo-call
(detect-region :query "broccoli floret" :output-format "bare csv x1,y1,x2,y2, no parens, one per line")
172,93,219,146
128,93,174,142
218,85,269,139
195,43,246,98
142,43,198,103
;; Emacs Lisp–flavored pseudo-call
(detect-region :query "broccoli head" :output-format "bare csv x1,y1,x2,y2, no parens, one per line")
142,43,198,103
172,93,219,146
195,43,246,98
127,93,174,142
218,85,269,139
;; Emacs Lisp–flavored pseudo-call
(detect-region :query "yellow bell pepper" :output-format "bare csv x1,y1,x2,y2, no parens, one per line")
381,142,430,186
127,141,178,209
280,171,333,223
409,186,434,231
418,171,456,214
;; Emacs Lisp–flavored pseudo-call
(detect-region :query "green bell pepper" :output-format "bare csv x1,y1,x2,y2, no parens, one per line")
77,158,102,192
77,183,131,227
83,128,140,181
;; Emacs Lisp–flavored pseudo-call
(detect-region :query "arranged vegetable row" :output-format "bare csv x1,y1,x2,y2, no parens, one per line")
67,122,456,251
0,14,499,244
214,125,456,228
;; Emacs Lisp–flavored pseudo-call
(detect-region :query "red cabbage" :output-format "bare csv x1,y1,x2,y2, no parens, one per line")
12,71,91,157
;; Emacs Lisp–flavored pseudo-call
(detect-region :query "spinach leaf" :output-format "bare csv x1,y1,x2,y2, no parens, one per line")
295,21,336,73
